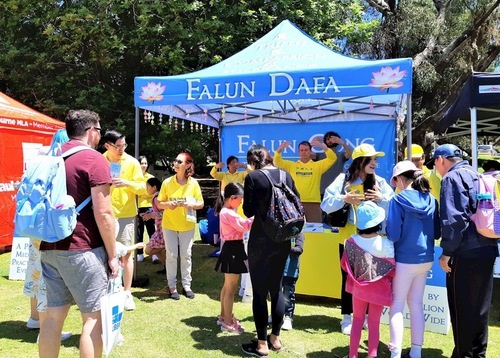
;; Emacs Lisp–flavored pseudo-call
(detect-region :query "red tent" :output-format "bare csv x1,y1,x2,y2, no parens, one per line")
0,92,64,250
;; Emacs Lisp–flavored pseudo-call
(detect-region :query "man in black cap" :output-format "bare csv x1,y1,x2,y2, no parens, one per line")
433,143,498,358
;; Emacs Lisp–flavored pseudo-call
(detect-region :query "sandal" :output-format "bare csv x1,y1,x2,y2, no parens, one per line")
242,341,269,357
267,334,285,352
221,322,245,334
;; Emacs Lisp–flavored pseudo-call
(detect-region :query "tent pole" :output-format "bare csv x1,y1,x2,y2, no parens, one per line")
406,94,412,160
471,107,478,170
135,106,139,159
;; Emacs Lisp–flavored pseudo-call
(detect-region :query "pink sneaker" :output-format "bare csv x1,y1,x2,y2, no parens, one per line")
221,322,245,334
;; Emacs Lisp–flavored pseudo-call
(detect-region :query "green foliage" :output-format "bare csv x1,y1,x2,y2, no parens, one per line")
132,120,219,177
0,0,376,159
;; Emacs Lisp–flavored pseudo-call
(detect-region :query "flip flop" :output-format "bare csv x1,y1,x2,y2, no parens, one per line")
242,341,269,357
267,334,286,352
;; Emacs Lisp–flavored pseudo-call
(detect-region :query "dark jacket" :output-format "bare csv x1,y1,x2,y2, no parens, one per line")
440,161,498,257
283,233,305,278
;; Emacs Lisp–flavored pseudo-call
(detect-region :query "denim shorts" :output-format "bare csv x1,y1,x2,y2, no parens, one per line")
41,246,108,313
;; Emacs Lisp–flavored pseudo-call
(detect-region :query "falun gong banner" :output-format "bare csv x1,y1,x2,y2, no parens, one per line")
220,120,396,183
380,246,451,335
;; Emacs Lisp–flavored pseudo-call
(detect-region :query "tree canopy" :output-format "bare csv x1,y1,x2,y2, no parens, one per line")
0,0,498,167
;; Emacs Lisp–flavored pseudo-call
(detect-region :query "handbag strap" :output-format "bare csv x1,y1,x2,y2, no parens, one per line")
340,173,357,224
339,173,348,195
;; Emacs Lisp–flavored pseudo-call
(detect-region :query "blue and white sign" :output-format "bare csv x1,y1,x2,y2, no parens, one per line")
134,20,412,130
221,120,396,183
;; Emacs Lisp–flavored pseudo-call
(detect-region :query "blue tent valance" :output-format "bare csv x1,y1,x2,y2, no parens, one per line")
134,20,412,128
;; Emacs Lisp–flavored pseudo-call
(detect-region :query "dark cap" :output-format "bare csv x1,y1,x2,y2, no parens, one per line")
432,144,463,159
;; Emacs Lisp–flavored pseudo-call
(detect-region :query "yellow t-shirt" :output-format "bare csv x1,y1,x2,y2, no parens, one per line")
138,172,154,208
274,149,336,203
210,166,249,190
103,152,147,218
158,176,204,232
424,166,441,205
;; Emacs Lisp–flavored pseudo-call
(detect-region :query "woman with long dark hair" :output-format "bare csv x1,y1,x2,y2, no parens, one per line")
241,144,299,356
321,143,394,335
387,161,440,358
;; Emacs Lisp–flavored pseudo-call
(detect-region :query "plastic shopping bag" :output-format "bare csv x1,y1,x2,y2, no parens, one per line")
100,280,125,356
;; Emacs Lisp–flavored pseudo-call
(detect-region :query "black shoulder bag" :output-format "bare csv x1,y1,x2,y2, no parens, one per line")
325,175,350,228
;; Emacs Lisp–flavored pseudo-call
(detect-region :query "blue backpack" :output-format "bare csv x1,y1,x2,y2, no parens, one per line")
14,146,93,242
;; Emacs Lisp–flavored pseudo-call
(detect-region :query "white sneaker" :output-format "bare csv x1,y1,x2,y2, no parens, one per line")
151,254,160,264
241,294,253,303
282,316,293,331
117,332,125,346
36,332,72,344
136,254,144,262
340,319,352,335
124,291,136,311
61,332,72,341
26,317,40,329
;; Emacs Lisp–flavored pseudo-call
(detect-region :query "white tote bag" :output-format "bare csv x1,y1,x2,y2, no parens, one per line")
100,280,125,356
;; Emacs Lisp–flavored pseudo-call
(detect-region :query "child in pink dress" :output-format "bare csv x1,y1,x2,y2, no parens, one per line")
142,178,166,267
214,182,254,334
341,201,395,358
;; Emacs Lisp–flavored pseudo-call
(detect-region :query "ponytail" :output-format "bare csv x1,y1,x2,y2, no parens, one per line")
410,170,431,193
214,193,224,214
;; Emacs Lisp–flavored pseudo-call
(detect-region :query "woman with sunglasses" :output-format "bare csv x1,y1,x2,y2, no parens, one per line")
157,151,204,300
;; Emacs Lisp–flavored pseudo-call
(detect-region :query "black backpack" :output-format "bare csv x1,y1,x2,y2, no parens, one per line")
260,169,305,243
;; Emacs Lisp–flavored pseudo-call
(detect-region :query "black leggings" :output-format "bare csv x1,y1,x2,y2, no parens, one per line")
248,236,290,341
137,207,155,255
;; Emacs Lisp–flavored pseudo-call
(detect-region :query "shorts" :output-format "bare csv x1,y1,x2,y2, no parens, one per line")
215,240,248,274
41,246,108,313
116,217,135,246
23,240,47,312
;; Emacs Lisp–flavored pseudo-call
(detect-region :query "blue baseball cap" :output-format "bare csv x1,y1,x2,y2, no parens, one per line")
432,144,463,159
356,201,385,230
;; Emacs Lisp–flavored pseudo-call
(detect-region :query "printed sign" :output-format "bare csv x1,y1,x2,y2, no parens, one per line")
9,236,30,280
221,120,396,182
110,163,122,178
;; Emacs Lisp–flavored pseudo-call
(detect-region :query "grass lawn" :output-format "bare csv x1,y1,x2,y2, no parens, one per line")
1,233,500,357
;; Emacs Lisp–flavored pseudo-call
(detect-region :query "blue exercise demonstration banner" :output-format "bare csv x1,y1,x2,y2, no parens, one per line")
220,120,396,183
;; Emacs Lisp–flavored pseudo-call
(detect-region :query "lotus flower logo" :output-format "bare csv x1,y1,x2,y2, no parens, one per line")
139,82,166,103
369,66,407,92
